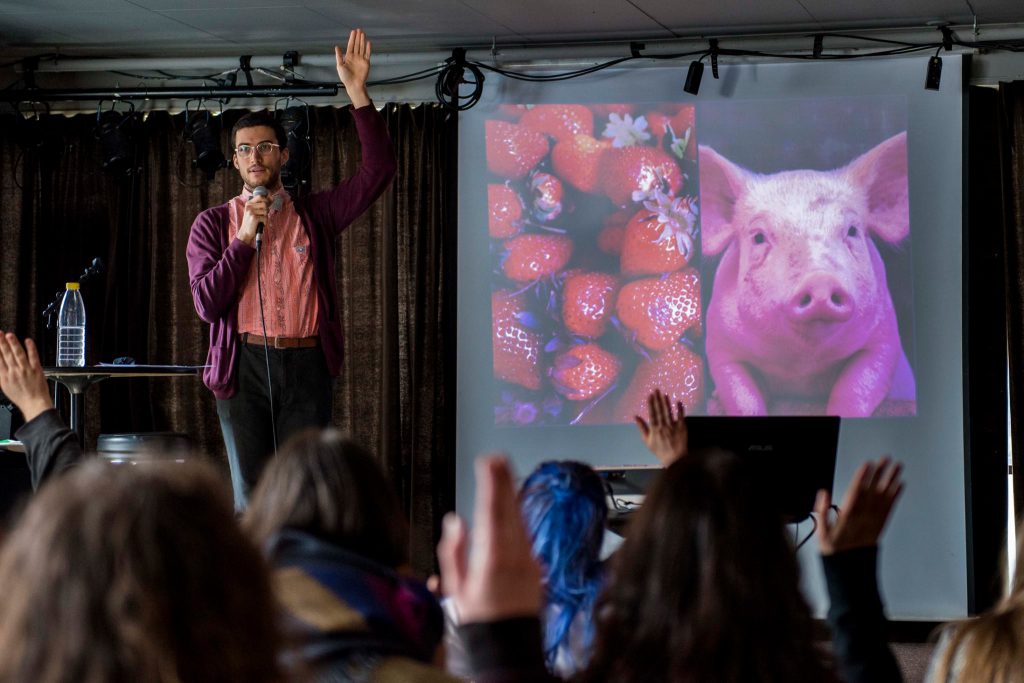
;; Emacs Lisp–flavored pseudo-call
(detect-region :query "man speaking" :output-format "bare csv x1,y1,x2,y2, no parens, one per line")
186,29,396,508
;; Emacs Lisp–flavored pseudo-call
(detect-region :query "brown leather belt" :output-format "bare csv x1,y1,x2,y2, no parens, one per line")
242,333,319,349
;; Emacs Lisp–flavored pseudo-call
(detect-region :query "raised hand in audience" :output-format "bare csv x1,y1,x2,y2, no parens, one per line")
634,388,688,465
0,331,52,423
437,455,542,623
815,456,904,555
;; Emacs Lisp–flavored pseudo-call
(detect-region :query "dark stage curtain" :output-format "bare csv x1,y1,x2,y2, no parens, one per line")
0,103,456,575
966,82,1024,612
998,83,1024,517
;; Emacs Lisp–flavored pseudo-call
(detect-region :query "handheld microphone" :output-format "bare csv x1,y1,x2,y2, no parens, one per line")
253,185,268,249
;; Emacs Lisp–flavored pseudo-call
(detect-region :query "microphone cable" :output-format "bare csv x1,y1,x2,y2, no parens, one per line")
252,186,279,457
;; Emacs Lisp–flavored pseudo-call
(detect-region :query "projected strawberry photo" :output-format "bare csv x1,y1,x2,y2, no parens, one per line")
486,103,703,426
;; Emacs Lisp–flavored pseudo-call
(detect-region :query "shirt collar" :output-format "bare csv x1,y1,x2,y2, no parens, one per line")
239,187,290,206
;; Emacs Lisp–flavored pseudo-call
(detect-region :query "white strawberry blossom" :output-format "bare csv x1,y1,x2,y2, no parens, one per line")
641,187,699,262
602,113,651,148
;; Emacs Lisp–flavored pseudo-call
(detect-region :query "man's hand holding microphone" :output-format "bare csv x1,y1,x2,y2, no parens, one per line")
236,186,271,248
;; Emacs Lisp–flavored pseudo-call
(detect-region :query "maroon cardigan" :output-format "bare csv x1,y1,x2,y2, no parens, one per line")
186,105,396,399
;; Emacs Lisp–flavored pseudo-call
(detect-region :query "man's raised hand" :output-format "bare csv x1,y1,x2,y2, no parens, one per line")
335,28,371,108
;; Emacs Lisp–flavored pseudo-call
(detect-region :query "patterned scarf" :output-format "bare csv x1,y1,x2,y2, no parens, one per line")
267,529,443,668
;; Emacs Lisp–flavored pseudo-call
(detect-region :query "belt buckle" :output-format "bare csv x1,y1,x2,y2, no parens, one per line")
271,336,287,349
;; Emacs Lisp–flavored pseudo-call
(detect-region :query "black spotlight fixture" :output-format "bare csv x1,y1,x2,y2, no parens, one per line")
925,53,943,91
683,59,705,95
13,103,64,162
277,102,312,195
185,107,227,179
94,102,138,175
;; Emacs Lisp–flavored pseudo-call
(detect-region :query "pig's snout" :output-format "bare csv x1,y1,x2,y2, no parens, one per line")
788,273,854,324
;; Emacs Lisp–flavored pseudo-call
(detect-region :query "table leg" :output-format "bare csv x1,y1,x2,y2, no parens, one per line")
68,390,84,446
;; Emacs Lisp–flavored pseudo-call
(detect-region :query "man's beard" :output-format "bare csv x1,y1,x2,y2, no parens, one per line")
242,169,281,192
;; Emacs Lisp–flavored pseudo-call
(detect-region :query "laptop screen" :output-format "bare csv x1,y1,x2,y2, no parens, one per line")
685,415,841,523
599,416,840,525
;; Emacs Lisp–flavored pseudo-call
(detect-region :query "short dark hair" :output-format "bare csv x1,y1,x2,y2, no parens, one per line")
231,110,287,149
243,429,410,568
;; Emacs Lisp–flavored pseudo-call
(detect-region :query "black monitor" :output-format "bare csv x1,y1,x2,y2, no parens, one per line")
598,416,841,526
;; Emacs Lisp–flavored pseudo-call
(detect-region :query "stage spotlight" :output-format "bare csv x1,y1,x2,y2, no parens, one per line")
925,55,942,91
186,110,227,179
94,107,138,175
278,104,312,194
684,60,704,95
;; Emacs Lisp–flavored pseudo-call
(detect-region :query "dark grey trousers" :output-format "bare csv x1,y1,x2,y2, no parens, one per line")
216,342,332,509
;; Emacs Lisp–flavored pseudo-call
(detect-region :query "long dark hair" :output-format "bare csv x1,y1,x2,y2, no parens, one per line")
244,428,409,568
0,459,282,683
578,450,835,683
520,461,606,670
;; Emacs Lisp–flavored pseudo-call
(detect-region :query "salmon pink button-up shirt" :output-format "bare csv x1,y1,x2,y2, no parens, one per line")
231,189,319,338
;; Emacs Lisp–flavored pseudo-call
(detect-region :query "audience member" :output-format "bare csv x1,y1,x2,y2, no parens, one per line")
0,331,84,487
0,459,282,683
244,428,450,682
440,450,904,683
444,460,607,678
926,524,1024,682
520,461,607,675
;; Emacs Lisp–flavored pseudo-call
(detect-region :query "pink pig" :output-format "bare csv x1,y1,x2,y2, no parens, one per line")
699,132,916,417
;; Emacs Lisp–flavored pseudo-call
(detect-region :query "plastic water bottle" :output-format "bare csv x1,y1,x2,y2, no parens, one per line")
57,282,86,367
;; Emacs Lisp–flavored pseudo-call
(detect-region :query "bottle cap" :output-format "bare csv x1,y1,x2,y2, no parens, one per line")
66,282,80,290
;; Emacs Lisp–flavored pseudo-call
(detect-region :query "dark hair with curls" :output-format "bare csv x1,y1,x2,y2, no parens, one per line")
231,110,288,149
0,459,282,683
578,449,836,683
244,428,409,568
519,460,606,671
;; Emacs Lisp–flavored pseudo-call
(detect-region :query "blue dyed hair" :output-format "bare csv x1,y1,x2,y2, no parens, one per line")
519,461,607,671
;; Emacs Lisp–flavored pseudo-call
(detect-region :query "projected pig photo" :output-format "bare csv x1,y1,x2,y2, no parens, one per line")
699,132,917,417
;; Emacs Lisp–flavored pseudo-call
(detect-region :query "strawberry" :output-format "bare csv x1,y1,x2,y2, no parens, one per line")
616,268,702,351
486,120,550,180
670,106,696,160
520,104,594,143
670,106,695,139
645,111,674,146
615,343,705,422
600,145,683,206
530,172,563,222
620,193,698,276
502,233,573,283
562,271,619,338
550,343,621,401
598,209,631,255
488,183,523,238
646,107,696,159
551,134,611,194
492,290,542,390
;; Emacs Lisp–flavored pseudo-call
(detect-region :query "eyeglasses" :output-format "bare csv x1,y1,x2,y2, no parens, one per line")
234,142,281,157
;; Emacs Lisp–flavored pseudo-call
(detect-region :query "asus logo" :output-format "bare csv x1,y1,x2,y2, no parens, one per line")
748,444,774,452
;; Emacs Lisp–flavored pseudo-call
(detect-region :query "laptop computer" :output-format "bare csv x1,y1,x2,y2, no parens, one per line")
598,415,841,525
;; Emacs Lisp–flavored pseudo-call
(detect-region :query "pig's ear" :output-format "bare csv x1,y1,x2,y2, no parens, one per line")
699,145,750,255
843,132,909,243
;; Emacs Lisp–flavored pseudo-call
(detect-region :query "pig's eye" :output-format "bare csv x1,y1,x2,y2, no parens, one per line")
847,226,859,238
752,232,766,245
